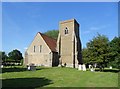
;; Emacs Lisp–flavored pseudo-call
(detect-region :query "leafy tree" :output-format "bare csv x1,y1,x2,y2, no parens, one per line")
44,30,59,39
82,48,90,64
8,49,23,61
84,34,110,70
0,51,8,61
108,37,120,69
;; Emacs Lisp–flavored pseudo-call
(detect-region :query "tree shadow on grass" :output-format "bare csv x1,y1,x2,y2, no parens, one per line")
2,67,41,73
95,68,119,73
103,69,119,73
2,77,53,88
2,67,27,73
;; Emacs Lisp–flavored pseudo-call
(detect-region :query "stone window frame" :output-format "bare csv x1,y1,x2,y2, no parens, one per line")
39,45,42,53
33,45,36,52
65,27,68,35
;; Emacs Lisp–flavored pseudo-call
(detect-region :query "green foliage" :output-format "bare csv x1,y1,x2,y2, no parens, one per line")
8,49,23,61
108,37,120,69
82,48,90,64
0,51,8,61
85,34,110,67
44,30,59,39
20,59,24,65
82,34,120,69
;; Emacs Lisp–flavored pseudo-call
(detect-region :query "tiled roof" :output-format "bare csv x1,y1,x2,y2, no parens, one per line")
39,32,57,52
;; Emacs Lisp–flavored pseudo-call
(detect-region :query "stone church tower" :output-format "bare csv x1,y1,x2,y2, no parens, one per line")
57,19,82,68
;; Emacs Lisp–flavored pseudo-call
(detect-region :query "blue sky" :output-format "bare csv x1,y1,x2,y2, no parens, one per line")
2,2,118,55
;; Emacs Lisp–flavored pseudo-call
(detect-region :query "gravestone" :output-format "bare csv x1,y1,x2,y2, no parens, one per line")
78,64,82,70
89,64,92,69
109,66,112,69
30,65,36,71
94,63,97,68
90,67,95,72
27,66,30,70
1,65,3,68
27,63,36,71
82,64,86,71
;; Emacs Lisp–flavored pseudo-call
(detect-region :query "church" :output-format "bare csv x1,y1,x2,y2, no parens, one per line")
24,19,82,68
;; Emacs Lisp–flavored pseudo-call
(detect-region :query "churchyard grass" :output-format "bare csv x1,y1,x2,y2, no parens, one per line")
1,66,119,88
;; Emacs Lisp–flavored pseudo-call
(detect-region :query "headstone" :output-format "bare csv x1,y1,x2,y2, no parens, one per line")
109,66,112,69
94,63,97,68
58,64,61,67
78,64,82,70
89,65,92,69
1,65,3,68
29,63,36,71
27,66,30,70
82,64,86,71
30,65,36,71
90,67,95,72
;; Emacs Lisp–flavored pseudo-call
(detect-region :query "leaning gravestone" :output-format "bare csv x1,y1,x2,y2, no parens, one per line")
90,67,95,72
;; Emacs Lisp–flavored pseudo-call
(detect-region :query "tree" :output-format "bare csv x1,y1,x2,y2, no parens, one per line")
108,37,120,69
82,48,90,64
84,34,110,70
8,49,23,61
0,51,8,61
44,30,59,39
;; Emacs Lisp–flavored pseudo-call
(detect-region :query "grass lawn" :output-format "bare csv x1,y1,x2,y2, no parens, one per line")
1,66,119,88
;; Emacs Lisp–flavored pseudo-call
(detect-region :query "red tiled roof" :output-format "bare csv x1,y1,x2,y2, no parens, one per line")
38,32,57,52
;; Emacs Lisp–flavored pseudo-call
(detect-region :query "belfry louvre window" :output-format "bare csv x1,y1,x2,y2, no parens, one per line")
33,46,36,52
39,45,42,53
65,27,68,34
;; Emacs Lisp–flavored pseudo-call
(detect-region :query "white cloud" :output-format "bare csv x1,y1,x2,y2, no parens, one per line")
24,47,28,50
90,27,100,31
13,48,21,51
82,25,109,34
83,30,91,34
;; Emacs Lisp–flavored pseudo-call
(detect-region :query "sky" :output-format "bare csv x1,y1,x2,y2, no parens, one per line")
2,2,118,55
118,1,120,37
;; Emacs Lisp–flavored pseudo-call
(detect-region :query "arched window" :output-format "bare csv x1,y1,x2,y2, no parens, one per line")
39,45,42,53
33,46,36,52
65,27,68,34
